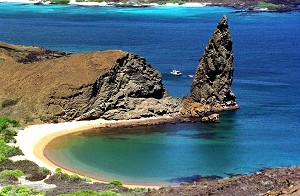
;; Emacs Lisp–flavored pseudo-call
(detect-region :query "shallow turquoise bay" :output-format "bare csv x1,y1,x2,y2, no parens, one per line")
1,3,300,185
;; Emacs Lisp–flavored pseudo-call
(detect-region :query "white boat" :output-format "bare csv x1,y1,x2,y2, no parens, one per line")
170,69,182,76
188,75,194,78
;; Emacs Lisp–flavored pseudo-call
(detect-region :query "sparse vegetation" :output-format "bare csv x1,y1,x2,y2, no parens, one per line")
0,169,24,179
57,190,121,196
50,0,70,4
24,116,34,124
0,185,45,196
0,56,5,61
223,177,231,181
108,180,123,187
90,0,105,2
0,116,22,161
257,2,282,9
0,116,20,143
46,168,92,183
170,0,185,5
157,1,166,5
1,98,19,108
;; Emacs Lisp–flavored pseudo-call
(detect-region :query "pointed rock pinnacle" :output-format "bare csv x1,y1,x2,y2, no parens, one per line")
190,16,237,105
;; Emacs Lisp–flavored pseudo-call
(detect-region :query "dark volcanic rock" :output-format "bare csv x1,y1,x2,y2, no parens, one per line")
181,16,238,119
0,45,181,122
191,16,236,105
69,52,182,121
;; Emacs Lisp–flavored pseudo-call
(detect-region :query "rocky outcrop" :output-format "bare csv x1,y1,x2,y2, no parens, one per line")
181,16,239,119
49,52,181,121
0,46,181,122
191,16,236,105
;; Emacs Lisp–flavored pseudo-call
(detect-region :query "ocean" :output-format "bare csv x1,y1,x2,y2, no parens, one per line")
1,3,300,185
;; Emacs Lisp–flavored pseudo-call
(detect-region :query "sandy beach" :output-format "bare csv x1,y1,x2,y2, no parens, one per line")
15,115,177,188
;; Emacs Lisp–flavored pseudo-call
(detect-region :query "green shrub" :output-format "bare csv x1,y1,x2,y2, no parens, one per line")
0,137,23,159
75,0,85,2
0,56,5,61
0,116,20,130
0,185,43,196
2,129,17,137
0,169,24,179
55,167,62,173
257,2,282,9
50,0,70,4
170,0,185,4
1,99,19,108
99,190,121,196
82,176,92,182
68,174,82,182
39,167,51,176
16,186,33,196
90,0,105,2
157,1,166,5
0,185,14,195
108,180,123,187
223,177,231,181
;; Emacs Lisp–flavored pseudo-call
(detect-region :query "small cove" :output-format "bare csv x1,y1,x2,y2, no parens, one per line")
44,111,300,186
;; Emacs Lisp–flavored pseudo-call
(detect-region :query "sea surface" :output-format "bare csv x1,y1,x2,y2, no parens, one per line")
1,3,300,185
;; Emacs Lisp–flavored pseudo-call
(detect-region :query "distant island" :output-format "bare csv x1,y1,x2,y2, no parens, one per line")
1,0,299,12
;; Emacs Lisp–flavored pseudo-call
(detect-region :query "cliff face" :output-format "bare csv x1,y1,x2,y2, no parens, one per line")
181,16,239,121
0,44,181,122
191,16,236,105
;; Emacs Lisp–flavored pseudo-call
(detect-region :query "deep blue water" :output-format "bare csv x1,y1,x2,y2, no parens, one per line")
1,3,300,185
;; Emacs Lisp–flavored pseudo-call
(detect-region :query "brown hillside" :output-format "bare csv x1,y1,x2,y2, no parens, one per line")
0,42,181,122
0,47,126,120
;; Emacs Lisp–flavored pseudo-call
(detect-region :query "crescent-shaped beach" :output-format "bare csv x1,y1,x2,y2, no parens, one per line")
15,116,178,188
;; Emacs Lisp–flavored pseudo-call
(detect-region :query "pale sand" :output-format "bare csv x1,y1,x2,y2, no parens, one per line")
16,116,177,188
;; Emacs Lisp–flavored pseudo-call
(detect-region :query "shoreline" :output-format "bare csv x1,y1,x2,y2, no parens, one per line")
0,0,210,7
15,115,179,189
1,0,298,12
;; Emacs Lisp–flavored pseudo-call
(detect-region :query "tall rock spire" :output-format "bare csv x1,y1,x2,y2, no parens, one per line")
181,16,238,121
191,16,237,105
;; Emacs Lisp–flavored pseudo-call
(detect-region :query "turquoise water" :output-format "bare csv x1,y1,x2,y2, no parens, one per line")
1,3,300,185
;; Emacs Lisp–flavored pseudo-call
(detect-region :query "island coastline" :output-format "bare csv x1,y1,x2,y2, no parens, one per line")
0,0,299,12
15,115,180,189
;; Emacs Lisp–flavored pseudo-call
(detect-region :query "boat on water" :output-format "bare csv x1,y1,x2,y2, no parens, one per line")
170,69,182,76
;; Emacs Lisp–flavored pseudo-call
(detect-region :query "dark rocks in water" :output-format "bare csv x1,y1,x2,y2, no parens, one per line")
181,16,239,119
191,16,236,105
201,113,219,123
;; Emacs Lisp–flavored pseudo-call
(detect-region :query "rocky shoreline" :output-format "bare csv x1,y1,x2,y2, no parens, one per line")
206,0,300,13
146,164,300,195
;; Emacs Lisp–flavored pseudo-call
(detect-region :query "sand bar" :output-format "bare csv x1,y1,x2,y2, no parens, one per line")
16,115,178,188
